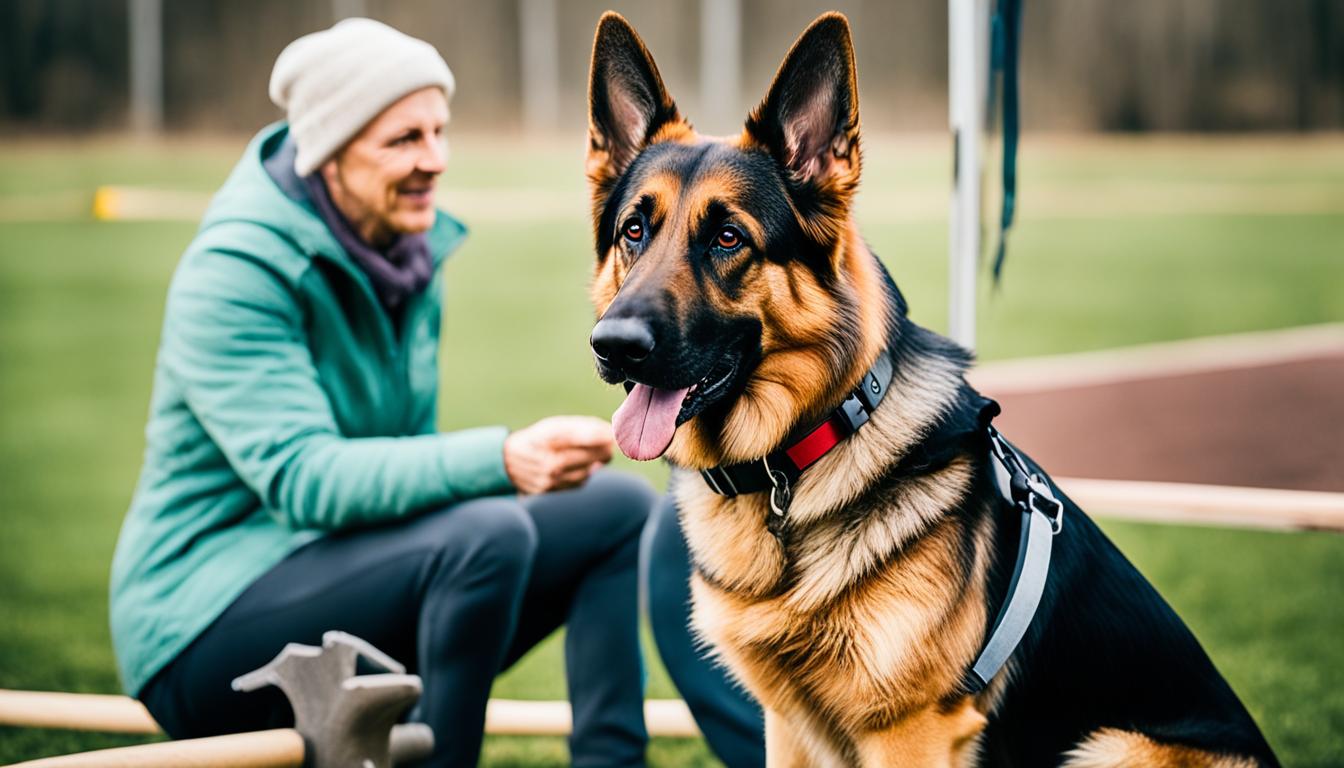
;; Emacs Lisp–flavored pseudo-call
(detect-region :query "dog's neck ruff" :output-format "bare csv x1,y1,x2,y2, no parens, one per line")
699,350,895,527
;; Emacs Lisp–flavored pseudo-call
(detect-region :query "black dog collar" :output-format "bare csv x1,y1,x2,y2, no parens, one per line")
699,351,895,522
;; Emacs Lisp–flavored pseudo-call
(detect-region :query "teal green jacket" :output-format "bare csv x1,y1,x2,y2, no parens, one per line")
110,123,515,696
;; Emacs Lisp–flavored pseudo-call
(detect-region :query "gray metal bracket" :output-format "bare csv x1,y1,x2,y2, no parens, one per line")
232,631,433,767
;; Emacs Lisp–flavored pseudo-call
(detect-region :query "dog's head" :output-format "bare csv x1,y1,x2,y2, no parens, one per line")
587,12,889,468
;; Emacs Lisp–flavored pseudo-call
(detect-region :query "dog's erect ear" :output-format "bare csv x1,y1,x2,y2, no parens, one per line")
745,13,860,191
587,13,683,184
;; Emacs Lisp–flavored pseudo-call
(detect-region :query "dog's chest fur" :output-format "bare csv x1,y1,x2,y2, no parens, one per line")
672,362,999,744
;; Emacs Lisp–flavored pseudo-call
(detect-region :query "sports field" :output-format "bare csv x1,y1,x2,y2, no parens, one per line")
1,134,1342,765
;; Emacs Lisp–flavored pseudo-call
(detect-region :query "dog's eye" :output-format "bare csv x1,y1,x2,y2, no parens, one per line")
622,219,644,242
716,226,743,250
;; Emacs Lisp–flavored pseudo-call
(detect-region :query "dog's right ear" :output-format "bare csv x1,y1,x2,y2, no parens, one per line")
587,12,683,186
743,13,860,247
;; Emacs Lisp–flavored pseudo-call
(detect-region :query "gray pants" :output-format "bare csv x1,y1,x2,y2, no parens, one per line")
141,471,655,767
643,494,765,767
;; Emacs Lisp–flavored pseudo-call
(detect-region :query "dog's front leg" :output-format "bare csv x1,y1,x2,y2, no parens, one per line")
853,698,987,768
765,707,815,768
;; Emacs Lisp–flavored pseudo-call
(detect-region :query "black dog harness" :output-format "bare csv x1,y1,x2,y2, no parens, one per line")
697,354,1063,694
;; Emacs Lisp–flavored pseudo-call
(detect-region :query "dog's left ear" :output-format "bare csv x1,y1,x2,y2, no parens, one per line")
745,13,860,195
587,13,684,186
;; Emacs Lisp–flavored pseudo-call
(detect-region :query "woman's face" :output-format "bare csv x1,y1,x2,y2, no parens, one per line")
321,87,449,247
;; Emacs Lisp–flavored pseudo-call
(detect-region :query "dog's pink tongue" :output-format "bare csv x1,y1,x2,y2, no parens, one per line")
612,384,690,461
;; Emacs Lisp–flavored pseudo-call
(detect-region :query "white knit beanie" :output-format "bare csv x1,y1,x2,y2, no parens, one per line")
269,18,456,176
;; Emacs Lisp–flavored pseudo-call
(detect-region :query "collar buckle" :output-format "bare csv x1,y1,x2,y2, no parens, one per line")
835,391,871,435
701,466,739,497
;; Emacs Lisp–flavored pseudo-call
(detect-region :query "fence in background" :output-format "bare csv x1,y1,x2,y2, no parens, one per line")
3,0,1342,135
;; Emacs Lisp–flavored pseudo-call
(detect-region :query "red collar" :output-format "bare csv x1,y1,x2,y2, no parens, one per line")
700,351,894,509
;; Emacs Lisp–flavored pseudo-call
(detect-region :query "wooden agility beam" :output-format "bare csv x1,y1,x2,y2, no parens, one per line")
485,698,700,738
7,730,304,768
0,690,159,735
0,689,701,740
1058,477,1344,532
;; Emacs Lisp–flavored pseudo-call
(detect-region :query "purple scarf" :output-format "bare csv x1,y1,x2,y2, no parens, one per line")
303,173,434,313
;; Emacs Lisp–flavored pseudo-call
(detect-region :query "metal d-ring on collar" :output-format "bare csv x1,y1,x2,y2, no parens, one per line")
761,455,793,539
763,455,791,518
962,426,1065,694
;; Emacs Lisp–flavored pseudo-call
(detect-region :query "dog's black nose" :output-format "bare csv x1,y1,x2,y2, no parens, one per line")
591,318,655,367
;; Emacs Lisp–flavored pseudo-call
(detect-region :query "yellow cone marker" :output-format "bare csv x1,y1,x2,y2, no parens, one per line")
92,187,122,221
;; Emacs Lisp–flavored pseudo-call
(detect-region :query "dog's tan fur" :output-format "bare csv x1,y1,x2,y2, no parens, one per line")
674,387,998,765
1062,729,1261,768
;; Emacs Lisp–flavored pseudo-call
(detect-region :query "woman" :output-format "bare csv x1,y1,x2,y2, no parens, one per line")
110,18,656,766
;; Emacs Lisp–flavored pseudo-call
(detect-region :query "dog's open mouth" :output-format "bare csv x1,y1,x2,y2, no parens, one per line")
611,352,740,461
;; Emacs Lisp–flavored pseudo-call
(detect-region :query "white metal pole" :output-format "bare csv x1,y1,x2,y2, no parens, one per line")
331,0,367,20
128,0,162,136
948,0,991,350
699,0,742,135
519,0,560,135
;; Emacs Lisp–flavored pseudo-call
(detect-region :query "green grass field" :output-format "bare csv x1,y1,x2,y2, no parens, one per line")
1,134,1342,765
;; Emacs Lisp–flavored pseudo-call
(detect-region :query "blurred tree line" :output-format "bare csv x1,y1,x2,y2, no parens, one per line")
2,0,1341,135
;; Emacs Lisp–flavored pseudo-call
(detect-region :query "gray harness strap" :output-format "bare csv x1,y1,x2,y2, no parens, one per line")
963,428,1064,694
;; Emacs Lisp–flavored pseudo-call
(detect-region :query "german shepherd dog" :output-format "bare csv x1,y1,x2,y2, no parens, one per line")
585,12,1279,767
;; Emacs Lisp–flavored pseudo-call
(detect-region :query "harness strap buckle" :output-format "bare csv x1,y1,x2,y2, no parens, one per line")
1023,473,1064,534
989,427,1064,536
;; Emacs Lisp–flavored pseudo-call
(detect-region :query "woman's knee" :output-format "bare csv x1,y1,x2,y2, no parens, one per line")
582,469,657,540
419,496,539,581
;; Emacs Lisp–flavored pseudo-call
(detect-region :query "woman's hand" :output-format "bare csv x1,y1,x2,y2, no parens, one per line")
503,416,615,495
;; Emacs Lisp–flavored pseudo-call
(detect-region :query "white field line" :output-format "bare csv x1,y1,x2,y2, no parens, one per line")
852,182,1344,221
6,176,1344,223
968,323,1344,394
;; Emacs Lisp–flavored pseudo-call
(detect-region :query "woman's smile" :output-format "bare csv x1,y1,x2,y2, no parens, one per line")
396,179,436,208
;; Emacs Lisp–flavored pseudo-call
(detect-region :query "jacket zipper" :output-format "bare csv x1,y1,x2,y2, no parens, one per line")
311,251,425,435
397,293,425,435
